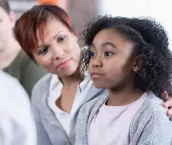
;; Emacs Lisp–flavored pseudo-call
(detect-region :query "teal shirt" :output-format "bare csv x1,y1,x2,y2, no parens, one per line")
4,50,47,96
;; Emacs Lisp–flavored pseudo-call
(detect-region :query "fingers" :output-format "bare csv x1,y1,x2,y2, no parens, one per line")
167,108,172,120
163,97,172,109
161,91,172,120
161,90,168,102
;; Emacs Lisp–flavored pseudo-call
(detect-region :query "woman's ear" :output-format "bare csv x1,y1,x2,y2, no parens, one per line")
133,55,141,72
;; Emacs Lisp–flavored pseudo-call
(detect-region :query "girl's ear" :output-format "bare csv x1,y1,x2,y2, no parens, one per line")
133,55,142,72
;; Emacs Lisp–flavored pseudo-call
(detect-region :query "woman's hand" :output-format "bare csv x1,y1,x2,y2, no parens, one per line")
161,91,172,120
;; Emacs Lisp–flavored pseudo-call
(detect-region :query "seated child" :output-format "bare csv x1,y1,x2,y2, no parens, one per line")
75,16,172,145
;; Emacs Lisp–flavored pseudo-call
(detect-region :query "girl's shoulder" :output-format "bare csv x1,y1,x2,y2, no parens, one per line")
130,91,172,144
132,91,171,125
141,91,169,117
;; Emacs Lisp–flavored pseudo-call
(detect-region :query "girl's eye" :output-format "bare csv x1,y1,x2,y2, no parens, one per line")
38,46,49,55
57,36,66,42
104,52,112,56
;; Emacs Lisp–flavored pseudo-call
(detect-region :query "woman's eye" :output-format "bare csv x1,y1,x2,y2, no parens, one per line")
38,46,48,55
57,36,66,42
104,52,112,56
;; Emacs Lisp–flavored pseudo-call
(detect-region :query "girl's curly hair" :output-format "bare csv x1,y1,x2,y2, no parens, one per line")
82,16,172,97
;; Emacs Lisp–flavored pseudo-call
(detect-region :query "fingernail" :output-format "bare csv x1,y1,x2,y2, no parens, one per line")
163,103,168,108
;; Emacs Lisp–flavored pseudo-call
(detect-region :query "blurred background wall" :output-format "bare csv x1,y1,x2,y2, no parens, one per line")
98,0,172,48
8,0,172,48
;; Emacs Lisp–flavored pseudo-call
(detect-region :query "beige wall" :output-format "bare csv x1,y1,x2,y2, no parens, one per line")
69,0,97,34
9,0,98,44
69,0,98,45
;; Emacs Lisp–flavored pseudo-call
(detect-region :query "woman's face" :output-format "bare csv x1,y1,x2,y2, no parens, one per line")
33,18,81,77
0,7,15,51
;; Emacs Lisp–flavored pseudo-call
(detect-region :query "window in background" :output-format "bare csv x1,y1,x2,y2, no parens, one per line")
98,0,172,49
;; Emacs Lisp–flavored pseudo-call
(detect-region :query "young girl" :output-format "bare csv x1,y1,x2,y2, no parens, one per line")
75,16,172,145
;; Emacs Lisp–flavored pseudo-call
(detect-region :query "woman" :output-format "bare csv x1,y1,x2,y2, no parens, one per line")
14,4,172,145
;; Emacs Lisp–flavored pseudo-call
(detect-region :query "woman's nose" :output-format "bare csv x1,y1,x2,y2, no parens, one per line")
52,46,65,60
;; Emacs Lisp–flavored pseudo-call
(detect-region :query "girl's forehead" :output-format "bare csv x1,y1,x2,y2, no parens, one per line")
93,30,124,44
91,32,134,53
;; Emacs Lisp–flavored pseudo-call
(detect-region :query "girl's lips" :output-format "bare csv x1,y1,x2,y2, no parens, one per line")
91,72,103,79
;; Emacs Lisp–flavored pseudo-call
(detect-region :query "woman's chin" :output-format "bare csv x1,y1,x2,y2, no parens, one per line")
56,68,79,77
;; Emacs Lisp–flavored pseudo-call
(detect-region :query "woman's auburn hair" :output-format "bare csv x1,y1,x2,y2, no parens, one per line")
14,4,75,60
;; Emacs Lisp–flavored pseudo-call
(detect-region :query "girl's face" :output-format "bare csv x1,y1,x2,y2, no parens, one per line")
33,18,81,77
88,28,137,89
0,7,15,51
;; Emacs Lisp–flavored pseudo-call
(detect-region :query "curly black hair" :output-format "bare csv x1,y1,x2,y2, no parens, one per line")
82,15,172,97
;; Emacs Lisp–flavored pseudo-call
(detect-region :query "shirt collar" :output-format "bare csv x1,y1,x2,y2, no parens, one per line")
49,71,91,93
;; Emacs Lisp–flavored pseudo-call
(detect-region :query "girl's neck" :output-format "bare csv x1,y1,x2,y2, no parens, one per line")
0,39,21,69
107,85,144,106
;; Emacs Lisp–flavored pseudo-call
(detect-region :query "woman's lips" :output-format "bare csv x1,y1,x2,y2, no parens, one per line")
57,59,71,69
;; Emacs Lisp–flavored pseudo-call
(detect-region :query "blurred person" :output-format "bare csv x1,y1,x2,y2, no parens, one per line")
0,0,47,96
0,1,37,141
0,71,36,145
14,4,172,145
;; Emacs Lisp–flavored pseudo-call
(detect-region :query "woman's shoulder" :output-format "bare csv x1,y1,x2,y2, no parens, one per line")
31,73,53,101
